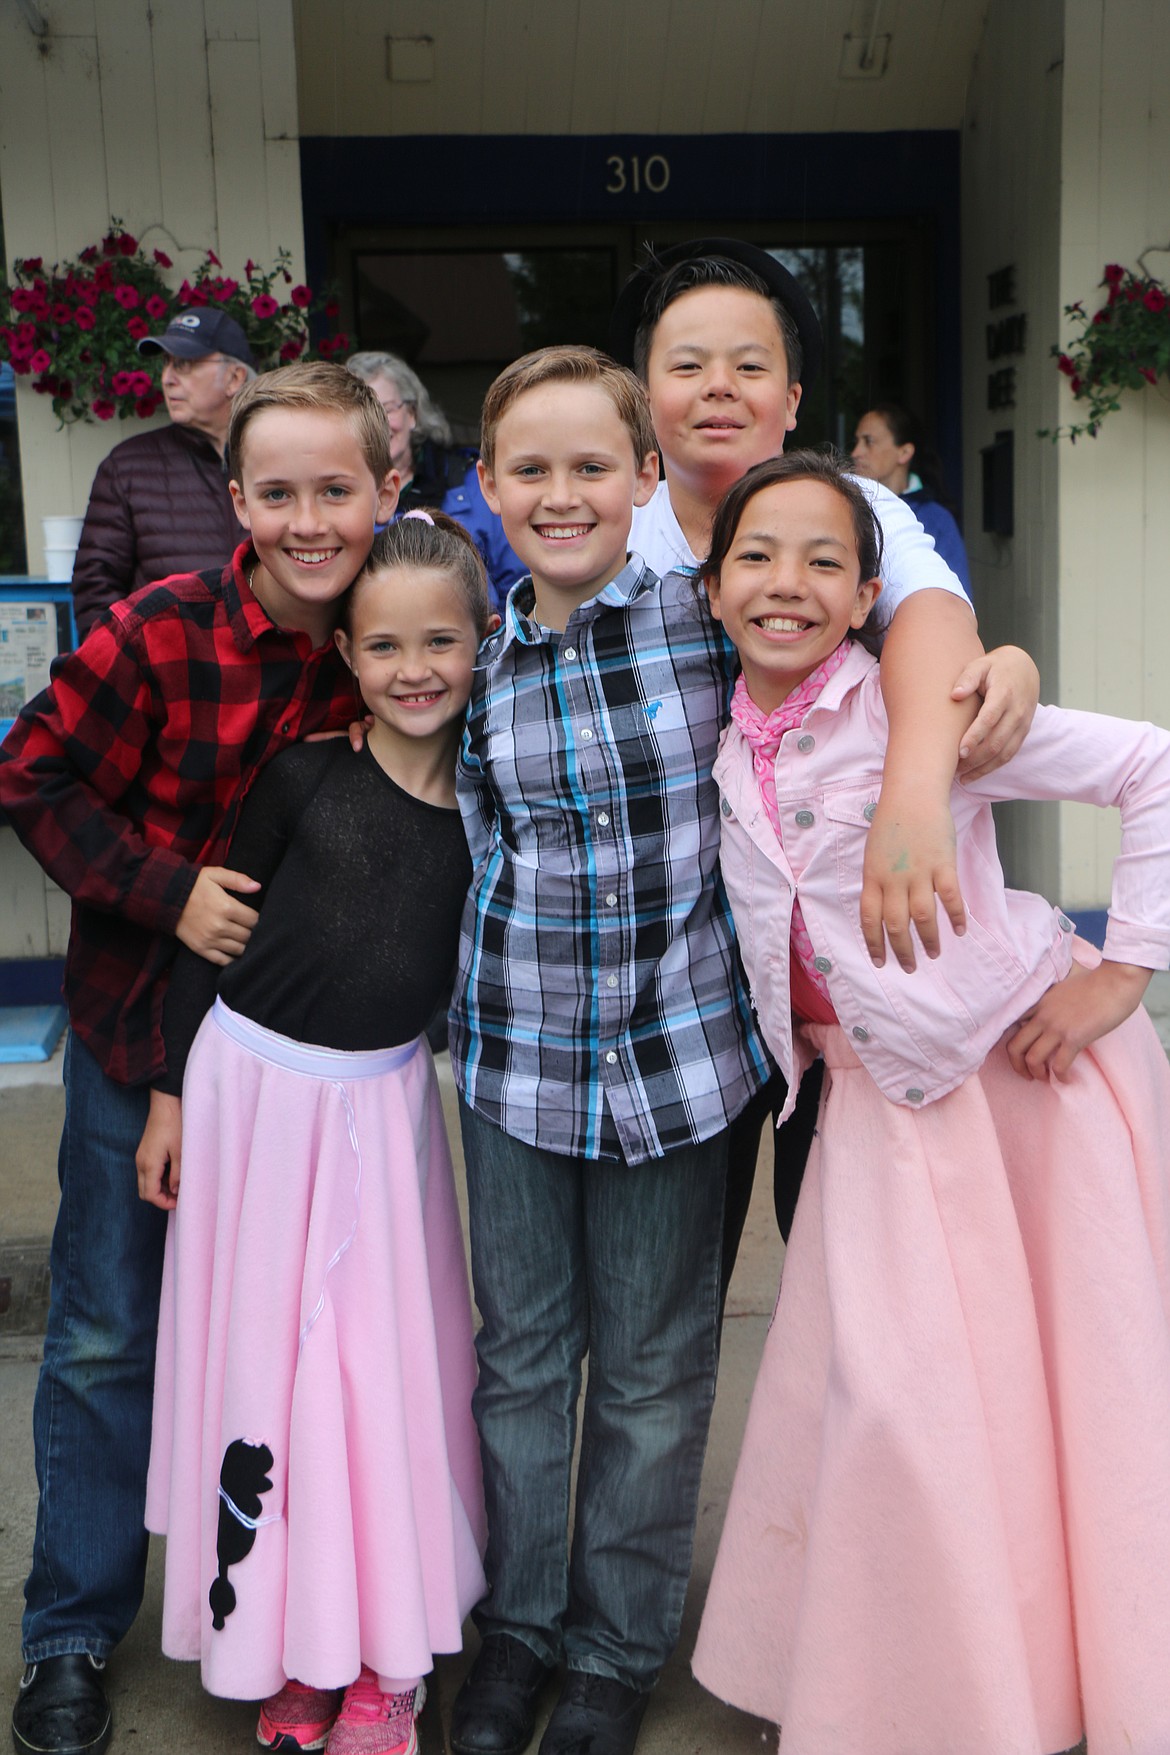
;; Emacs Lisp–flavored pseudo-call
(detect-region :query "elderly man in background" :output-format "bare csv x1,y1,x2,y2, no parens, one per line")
70,309,254,638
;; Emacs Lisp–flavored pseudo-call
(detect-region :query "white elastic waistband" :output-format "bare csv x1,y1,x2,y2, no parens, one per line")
211,999,422,1080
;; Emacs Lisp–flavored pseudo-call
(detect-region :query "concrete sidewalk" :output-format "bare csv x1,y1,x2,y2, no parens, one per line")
5,978,1169,1753
0,1046,786,1755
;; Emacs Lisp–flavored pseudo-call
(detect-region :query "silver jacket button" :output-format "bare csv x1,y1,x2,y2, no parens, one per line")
813,956,832,974
863,801,877,822
852,1025,870,1043
721,798,733,817
795,809,815,827
797,734,815,753
906,1087,925,1104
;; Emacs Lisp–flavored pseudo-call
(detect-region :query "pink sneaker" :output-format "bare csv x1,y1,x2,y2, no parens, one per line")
257,1677,344,1751
325,1667,423,1755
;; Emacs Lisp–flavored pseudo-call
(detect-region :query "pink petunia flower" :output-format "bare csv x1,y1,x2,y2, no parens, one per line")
251,294,279,319
145,294,169,320
290,285,312,309
111,371,134,395
74,307,96,331
153,249,173,269
127,316,150,339
93,398,116,420
1144,286,1167,313
30,349,52,373
113,285,140,310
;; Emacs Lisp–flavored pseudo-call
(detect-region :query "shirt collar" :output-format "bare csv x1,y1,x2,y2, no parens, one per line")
226,541,322,656
491,555,657,656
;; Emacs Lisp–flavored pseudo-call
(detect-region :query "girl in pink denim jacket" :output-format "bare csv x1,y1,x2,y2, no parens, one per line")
691,451,1170,1755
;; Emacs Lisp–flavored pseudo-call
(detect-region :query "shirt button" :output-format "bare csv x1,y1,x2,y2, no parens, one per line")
863,801,877,822
797,734,815,753
563,646,577,660
606,975,618,988
721,799,733,818
852,1025,870,1043
605,892,618,907
281,721,292,734
1058,913,1074,932
794,809,815,827
906,1087,925,1104
597,811,610,827
605,1050,618,1065
580,727,593,741
813,956,832,974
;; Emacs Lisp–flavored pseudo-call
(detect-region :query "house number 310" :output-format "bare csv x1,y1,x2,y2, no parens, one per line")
605,154,671,194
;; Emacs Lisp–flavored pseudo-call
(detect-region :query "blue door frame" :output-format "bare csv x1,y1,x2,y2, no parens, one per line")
299,129,962,496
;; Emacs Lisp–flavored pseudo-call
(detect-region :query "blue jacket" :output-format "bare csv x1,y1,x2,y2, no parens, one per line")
902,488,971,598
395,443,522,614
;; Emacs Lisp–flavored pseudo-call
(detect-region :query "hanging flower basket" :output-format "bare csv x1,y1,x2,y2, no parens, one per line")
0,219,348,427
1042,249,1170,441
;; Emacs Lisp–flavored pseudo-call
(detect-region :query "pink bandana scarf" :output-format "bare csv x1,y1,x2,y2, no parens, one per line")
729,642,851,1014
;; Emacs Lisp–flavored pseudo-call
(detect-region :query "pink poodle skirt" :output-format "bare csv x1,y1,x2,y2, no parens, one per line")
146,1001,487,1699
694,1004,1170,1755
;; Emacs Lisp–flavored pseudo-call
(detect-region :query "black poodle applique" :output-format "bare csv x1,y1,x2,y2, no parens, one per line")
209,1438,276,1630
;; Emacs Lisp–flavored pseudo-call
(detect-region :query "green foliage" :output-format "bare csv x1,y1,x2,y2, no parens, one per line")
1042,260,1170,442
0,219,346,427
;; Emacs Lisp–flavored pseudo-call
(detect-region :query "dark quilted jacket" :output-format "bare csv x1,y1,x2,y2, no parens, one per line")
71,424,242,638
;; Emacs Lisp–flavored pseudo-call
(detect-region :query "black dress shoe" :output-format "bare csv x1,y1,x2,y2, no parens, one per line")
537,1673,649,1755
12,1655,112,1755
449,1633,554,1755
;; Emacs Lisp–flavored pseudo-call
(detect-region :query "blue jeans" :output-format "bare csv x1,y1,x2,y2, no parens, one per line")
23,1032,167,1661
459,1101,727,1690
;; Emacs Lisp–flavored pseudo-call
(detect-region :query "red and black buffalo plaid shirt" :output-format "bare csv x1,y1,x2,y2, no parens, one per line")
0,543,357,1085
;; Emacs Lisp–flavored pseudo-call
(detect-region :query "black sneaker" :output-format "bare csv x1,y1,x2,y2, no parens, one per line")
12,1654,112,1755
537,1672,650,1755
449,1633,554,1755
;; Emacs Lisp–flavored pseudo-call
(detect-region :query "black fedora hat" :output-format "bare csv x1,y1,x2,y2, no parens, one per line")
608,237,823,392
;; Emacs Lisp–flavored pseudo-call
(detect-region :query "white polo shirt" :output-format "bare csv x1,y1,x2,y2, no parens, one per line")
628,476,971,628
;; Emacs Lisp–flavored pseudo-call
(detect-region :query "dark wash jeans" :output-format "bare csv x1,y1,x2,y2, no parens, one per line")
23,1031,167,1661
459,1100,727,1690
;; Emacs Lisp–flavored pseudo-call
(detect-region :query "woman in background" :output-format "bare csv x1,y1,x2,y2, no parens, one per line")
346,351,522,611
851,402,971,595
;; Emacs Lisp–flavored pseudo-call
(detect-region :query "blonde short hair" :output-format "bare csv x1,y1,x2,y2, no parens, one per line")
228,360,392,483
480,346,657,473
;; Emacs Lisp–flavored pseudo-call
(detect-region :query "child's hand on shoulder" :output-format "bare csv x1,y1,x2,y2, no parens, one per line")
137,1090,183,1209
952,645,1040,780
176,866,261,964
1006,959,1151,1081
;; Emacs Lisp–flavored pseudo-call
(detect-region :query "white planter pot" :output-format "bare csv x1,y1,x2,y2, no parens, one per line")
41,515,85,583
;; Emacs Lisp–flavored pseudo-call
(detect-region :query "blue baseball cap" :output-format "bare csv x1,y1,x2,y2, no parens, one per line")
138,307,255,368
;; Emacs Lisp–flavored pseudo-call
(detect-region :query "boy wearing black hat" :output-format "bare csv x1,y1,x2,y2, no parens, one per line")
71,308,256,637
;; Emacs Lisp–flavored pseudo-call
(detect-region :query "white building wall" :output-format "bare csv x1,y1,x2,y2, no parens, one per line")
962,0,1170,907
1054,0,1170,905
0,0,302,960
960,0,1065,898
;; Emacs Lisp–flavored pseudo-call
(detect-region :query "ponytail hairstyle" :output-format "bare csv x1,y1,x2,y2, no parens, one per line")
338,510,492,643
699,449,885,654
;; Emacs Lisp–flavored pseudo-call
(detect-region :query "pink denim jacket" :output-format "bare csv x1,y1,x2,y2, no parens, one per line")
714,643,1170,1120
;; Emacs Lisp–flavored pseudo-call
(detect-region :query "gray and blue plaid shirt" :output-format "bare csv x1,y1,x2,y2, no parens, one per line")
451,557,771,1165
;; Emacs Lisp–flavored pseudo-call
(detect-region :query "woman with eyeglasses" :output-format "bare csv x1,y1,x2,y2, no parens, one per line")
346,351,522,612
